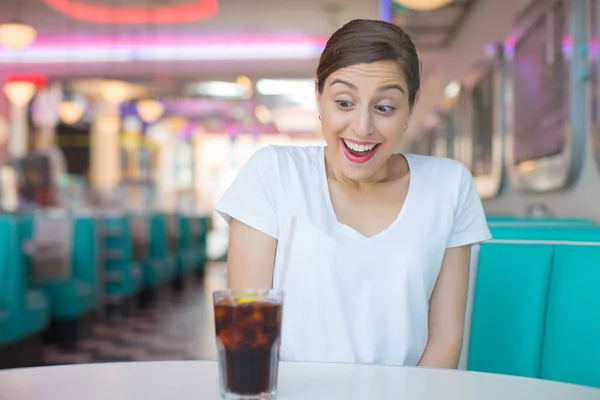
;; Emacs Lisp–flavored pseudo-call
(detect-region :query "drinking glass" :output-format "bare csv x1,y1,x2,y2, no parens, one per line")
213,289,283,400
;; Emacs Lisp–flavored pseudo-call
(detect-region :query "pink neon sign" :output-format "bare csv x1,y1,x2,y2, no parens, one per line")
42,0,218,24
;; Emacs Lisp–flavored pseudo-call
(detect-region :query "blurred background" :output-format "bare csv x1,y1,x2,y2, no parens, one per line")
1,0,600,391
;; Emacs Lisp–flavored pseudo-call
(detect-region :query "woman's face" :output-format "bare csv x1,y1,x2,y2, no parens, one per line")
316,60,414,182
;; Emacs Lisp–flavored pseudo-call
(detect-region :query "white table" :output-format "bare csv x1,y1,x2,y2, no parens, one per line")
1,361,598,400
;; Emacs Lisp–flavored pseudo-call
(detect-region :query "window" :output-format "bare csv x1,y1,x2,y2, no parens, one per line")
471,71,494,176
512,2,567,164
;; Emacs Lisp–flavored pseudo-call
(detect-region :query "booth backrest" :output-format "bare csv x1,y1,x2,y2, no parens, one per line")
0,216,20,312
178,215,191,250
149,213,167,258
488,221,596,227
486,216,596,225
540,244,600,388
467,232,600,388
468,242,553,378
71,216,98,300
489,226,600,241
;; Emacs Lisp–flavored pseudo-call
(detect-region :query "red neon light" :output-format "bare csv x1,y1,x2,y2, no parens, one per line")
42,0,218,24
6,74,48,88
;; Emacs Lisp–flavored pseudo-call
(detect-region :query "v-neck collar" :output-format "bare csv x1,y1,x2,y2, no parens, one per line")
318,146,416,241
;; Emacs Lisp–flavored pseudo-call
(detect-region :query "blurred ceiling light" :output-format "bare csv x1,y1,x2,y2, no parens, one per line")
137,99,165,124
3,80,36,107
59,100,84,124
193,81,245,98
393,0,454,11
236,75,253,98
0,41,326,63
272,107,320,133
95,114,121,134
100,79,131,104
256,79,314,96
254,105,273,125
444,80,461,99
0,22,37,50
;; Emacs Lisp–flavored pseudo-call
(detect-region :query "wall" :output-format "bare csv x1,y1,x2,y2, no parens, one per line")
483,135,600,220
408,0,600,221
407,0,535,135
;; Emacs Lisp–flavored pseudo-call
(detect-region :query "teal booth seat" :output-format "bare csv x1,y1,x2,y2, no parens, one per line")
0,215,50,368
102,215,143,301
193,214,210,272
487,217,596,227
468,243,554,378
186,215,206,277
489,226,600,241
178,215,197,274
21,214,97,321
148,213,177,284
0,215,20,346
486,215,596,224
467,227,600,388
540,244,600,388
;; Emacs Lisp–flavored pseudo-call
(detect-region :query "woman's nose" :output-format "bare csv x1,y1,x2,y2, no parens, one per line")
352,108,374,137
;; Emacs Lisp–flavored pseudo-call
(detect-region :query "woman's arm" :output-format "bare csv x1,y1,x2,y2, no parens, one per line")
418,245,471,369
227,218,278,290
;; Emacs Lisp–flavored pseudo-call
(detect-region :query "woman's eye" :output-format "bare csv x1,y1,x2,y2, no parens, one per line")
375,105,396,113
336,100,353,108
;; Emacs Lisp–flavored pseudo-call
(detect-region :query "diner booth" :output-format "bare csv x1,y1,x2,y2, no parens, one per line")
0,207,210,368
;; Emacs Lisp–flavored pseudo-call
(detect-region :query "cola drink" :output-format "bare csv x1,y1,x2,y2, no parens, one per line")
213,290,283,399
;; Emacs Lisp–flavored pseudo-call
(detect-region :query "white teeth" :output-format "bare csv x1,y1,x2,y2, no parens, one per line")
343,139,377,152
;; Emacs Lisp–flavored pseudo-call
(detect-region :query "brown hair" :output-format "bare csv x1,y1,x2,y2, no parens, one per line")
316,19,421,109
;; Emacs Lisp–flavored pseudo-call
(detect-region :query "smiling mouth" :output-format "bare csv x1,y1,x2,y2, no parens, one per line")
342,139,380,158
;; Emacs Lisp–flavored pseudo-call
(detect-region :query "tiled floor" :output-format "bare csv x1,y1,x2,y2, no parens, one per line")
43,263,227,365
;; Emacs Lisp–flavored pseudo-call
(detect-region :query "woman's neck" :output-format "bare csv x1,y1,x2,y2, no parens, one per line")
324,148,408,190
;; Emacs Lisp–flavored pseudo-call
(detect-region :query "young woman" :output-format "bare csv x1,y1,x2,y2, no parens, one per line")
215,19,491,369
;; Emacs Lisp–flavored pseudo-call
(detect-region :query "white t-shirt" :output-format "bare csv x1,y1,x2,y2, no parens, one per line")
215,145,492,366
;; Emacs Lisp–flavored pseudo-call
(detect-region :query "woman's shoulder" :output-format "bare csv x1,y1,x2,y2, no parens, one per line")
405,153,469,179
405,154,473,200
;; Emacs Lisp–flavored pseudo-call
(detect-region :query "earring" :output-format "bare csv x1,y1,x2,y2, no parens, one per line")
404,122,408,132
318,115,322,121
